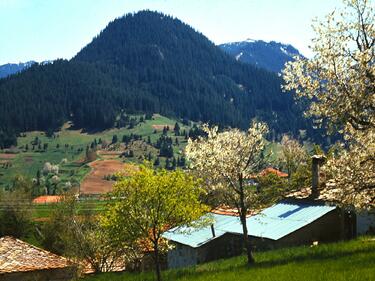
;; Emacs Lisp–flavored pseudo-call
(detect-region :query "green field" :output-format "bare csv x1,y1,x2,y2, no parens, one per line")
32,200,108,219
84,237,375,281
0,114,192,190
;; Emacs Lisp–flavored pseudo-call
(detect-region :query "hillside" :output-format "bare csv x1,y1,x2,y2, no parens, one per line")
84,237,375,281
0,114,194,191
219,39,302,73
0,11,319,149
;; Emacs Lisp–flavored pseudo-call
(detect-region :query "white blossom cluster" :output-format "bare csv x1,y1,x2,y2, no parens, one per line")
323,127,374,209
185,122,268,208
282,0,374,208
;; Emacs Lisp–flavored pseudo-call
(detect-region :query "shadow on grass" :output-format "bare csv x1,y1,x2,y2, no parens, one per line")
255,247,374,269
162,241,375,280
85,239,375,281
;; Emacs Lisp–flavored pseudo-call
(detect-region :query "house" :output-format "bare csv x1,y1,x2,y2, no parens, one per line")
244,167,288,185
163,156,363,269
0,236,77,281
287,155,374,236
163,199,342,269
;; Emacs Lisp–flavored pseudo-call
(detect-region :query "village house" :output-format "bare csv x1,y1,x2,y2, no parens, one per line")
287,155,375,236
163,200,342,269
0,236,77,281
163,156,369,269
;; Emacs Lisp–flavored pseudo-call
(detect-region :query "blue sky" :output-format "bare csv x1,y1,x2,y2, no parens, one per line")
0,0,344,64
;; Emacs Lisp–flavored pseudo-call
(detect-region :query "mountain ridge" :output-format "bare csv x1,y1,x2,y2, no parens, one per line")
0,61,36,78
219,39,302,73
0,11,320,148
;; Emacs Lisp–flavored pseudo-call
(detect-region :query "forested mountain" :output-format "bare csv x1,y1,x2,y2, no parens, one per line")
219,39,302,73
0,61,36,79
0,11,321,148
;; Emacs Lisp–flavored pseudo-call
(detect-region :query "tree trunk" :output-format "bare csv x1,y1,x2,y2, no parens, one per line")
240,213,255,265
238,174,255,265
153,242,162,281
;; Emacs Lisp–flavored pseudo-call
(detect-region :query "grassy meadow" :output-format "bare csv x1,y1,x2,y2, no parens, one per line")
0,114,191,190
84,236,375,281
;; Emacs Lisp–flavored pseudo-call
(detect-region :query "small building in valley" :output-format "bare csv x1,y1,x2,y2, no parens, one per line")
0,236,77,281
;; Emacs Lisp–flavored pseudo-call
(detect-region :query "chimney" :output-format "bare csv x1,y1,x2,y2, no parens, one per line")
311,155,326,198
210,224,216,237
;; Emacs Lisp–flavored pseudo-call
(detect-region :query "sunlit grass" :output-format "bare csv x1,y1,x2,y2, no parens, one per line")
84,237,375,281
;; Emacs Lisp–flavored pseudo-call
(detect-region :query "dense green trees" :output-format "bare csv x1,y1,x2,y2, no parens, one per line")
0,11,322,149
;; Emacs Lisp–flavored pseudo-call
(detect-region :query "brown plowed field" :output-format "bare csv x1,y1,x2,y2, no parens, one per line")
80,160,136,194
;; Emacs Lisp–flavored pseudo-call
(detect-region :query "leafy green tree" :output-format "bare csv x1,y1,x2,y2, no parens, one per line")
103,164,208,281
42,194,130,273
0,178,33,238
256,174,287,201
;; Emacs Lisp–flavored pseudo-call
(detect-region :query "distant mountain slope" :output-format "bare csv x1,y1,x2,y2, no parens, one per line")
0,61,36,78
0,11,320,148
219,39,302,73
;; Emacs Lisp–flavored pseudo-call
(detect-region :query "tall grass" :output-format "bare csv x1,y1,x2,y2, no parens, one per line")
85,237,375,281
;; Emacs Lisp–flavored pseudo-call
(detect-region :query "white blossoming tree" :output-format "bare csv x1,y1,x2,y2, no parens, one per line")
282,0,374,208
279,135,308,179
186,122,282,265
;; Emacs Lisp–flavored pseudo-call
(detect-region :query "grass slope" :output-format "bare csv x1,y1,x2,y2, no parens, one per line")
0,114,190,189
85,237,375,281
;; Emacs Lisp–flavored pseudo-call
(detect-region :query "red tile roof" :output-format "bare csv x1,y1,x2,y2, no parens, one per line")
0,236,74,274
259,167,288,178
32,195,62,204
244,167,288,179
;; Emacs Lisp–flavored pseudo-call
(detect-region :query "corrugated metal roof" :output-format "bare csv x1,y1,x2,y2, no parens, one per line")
163,201,336,247
163,214,240,248
226,201,336,240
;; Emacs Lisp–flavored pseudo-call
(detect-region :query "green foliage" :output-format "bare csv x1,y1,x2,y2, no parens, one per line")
289,163,312,191
41,195,128,273
256,174,287,204
0,114,190,190
0,11,325,149
0,178,33,238
41,195,77,255
103,163,208,281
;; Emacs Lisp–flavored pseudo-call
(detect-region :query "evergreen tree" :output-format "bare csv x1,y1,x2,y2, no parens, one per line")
173,122,180,136
165,158,170,170
171,157,177,170
154,157,160,166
